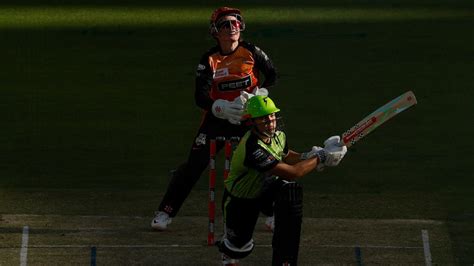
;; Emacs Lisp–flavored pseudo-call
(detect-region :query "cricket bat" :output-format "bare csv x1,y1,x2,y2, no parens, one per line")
341,91,417,148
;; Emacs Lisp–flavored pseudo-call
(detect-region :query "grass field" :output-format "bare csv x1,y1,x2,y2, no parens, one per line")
1,1,473,265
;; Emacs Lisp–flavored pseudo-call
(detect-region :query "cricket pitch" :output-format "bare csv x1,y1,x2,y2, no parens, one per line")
0,214,454,265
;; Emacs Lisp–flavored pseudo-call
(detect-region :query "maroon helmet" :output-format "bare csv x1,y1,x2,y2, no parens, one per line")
209,7,246,35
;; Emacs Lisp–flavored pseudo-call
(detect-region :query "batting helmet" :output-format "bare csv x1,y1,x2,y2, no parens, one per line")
246,96,280,119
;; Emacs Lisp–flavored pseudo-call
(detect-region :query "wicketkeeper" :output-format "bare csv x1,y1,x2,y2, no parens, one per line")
151,6,277,230
217,96,347,265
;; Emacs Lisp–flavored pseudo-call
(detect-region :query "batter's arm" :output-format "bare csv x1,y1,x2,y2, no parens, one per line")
282,150,304,165
267,157,319,180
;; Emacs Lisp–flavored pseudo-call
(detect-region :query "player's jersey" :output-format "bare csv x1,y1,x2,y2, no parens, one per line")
225,130,288,199
195,42,277,112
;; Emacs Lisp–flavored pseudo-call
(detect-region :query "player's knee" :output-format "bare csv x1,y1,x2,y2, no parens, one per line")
217,238,254,259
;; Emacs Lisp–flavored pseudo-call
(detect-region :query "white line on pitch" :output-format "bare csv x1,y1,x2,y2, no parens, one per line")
26,244,422,249
422,229,432,266
28,244,204,248
318,244,422,249
20,226,29,266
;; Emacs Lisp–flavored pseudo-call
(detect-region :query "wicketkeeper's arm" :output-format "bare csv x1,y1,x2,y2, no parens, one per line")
194,56,214,111
253,45,277,89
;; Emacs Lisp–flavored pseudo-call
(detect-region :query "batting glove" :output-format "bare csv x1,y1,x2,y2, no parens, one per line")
322,136,347,167
300,146,326,162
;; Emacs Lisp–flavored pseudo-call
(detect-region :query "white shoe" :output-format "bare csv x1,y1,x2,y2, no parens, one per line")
222,253,239,265
151,211,172,230
264,216,274,232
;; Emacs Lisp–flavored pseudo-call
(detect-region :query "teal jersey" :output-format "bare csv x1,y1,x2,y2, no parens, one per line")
225,130,288,199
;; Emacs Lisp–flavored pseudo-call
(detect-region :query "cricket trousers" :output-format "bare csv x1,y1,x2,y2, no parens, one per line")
158,114,249,217
220,179,303,265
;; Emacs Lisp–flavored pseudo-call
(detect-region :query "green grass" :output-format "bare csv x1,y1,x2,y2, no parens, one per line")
1,3,473,264
0,6,471,28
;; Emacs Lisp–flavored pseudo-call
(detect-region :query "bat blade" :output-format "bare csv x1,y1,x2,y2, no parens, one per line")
341,91,417,148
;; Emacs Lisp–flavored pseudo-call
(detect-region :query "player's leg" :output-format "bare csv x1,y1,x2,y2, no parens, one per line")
272,180,303,265
260,176,278,231
152,117,248,230
217,190,260,264
152,129,221,230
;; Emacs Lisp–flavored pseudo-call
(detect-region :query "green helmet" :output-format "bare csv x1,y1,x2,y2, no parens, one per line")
246,95,280,118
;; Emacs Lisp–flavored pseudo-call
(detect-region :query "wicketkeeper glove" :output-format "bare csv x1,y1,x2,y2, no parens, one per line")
212,99,245,125
252,87,269,96
236,91,252,104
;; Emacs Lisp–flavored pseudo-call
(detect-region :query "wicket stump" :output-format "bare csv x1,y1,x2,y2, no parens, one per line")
208,136,240,246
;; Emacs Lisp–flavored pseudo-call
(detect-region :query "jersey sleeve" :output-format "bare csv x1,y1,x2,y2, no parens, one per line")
283,136,289,157
244,139,280,172
194,51,215,111
252,45,277,88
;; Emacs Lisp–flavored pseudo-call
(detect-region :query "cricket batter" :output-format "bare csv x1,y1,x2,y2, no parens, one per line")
217,96,347,265
152,7,277,230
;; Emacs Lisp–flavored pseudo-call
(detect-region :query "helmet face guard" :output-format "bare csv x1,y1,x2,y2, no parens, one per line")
209,7,246,35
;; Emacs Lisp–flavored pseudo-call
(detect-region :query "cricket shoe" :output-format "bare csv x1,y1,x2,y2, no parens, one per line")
151,211,172,230
222,253,239,266
264,216,274,232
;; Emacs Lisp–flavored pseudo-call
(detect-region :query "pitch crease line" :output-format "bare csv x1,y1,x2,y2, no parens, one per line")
422,229,432,266
20,226,29,266
25,244,422,249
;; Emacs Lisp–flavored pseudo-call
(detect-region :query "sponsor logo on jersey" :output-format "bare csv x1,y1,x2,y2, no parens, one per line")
258,155,276,168
214,68,229,79
252,149,266,160
218,75,252,91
